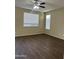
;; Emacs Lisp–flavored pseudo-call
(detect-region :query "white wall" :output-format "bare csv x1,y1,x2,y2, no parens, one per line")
15,7,64,40
15,7,45,36
45,8,64,39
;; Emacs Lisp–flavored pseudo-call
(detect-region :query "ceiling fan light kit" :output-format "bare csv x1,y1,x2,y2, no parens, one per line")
33,5,39,10
33,0,46,10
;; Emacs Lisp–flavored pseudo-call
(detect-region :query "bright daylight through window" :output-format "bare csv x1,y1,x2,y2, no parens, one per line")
24,12,39,27
45,15,51,30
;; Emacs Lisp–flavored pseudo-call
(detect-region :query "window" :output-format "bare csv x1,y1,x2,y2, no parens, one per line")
45,15,51,30
24,12,39,27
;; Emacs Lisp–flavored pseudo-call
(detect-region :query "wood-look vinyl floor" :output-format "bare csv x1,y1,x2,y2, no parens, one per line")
15,34,64,59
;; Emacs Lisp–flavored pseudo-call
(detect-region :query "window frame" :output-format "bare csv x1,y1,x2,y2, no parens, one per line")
23,12,39,27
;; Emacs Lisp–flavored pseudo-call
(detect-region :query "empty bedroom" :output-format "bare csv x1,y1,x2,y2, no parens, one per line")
15,0,64,59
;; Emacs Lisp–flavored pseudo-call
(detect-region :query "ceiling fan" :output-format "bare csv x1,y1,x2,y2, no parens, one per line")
32,0,46,10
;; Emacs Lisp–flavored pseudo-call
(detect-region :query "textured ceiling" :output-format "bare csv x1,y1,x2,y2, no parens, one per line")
15,0,64,12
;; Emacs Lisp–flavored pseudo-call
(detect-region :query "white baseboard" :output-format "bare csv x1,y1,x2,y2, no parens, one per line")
45,33,64,40
15,33,44,37
16,33,64,40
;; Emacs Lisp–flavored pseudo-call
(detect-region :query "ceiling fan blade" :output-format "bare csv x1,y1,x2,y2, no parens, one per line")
39,6,45,8
40,2,45,5
34,0,39,1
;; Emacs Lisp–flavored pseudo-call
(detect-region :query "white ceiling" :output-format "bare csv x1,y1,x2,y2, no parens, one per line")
15,0,64,12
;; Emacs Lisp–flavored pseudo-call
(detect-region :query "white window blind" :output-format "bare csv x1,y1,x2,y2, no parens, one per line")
45,15,51,30
24,12,39,27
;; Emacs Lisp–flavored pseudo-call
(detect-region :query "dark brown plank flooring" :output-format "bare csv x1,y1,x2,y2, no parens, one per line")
15,34,64,59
